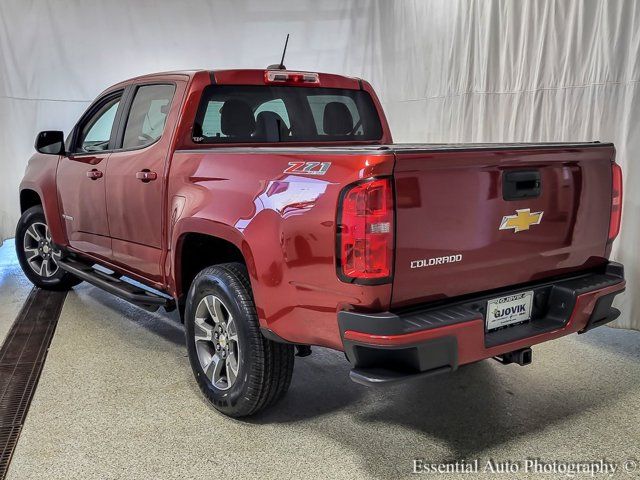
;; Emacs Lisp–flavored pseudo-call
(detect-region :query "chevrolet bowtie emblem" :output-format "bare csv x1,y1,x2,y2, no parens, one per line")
499,208,544,233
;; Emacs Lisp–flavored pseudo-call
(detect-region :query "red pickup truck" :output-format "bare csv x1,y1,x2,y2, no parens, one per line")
17,68,625,417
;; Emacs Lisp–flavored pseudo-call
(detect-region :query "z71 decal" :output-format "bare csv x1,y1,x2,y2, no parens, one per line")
284,161,331,176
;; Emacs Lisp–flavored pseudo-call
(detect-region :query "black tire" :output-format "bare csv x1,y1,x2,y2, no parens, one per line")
185,263,294,417
15,205,82,291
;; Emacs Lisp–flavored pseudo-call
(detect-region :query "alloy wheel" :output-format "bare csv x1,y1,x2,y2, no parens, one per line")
193,295,240,391
23,222,60,278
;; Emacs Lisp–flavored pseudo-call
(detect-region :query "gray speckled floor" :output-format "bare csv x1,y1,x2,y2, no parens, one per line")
1,239,639,479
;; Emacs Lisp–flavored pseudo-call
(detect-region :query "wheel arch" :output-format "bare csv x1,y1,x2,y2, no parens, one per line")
19,153,67,246
20,189,42,213
171,218,257,303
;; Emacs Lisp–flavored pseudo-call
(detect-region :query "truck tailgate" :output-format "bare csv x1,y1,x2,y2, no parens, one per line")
390,143,615,308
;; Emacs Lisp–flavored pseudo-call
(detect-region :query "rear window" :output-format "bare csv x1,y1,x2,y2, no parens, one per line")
193,85,382,143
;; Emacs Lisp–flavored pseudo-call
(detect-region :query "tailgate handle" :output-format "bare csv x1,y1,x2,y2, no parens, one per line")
503,170,541,200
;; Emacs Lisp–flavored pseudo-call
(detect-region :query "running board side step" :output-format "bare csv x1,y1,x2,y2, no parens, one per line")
57,257,174,312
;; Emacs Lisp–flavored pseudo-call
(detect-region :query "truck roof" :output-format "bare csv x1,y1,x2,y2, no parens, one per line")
110,69,363,90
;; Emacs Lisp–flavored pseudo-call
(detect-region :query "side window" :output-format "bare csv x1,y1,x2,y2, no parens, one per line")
77,95,121,153
307,95,362,136
122,84,176,149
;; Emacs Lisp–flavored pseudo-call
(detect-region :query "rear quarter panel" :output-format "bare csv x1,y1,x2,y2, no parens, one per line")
168,149,394,349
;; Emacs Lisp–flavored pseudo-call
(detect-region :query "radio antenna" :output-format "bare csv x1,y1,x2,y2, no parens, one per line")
279,34,290,69
268,34,290,70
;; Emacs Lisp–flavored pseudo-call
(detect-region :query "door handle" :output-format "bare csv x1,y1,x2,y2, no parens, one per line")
136,170,157,183
86,169,103,180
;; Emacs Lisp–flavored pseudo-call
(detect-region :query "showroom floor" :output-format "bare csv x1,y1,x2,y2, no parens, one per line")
1,240,639,480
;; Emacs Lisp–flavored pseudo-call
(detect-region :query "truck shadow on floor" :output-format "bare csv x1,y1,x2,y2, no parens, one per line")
251,331,640,475
83,286,640,477
79,285,186,348
574,325,640,362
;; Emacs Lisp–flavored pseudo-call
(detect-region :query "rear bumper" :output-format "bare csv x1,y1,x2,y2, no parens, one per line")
338,262,625,386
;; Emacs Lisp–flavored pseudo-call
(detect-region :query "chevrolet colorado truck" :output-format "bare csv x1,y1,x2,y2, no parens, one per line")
17,68,625,417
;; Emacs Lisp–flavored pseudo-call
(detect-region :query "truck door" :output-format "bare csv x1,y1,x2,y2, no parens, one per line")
104,80,185,284
57,90,124,260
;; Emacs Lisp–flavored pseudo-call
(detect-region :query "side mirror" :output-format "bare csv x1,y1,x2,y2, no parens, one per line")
35,131,65,155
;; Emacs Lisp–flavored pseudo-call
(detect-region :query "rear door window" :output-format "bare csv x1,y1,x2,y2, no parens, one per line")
121,84,176,149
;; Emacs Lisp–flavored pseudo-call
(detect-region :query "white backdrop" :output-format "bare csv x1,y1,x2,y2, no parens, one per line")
0,0,638,329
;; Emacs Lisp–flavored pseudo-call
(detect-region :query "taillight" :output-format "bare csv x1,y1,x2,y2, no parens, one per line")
264,70,320,85
337,178,394,283
608,163,623,242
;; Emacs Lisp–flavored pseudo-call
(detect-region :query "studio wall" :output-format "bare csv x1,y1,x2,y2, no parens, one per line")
369,0,639,330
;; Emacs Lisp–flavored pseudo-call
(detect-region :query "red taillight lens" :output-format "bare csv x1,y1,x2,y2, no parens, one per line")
338,178,394,282
608,163,623,242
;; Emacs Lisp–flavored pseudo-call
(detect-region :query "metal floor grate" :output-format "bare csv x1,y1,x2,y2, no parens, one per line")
0,288,67,479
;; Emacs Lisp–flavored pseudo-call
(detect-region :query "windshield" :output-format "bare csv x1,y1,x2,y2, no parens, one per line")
193,85,383,144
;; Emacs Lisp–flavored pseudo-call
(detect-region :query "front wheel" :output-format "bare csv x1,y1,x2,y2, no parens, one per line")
185,263,294,417
15,205,81,290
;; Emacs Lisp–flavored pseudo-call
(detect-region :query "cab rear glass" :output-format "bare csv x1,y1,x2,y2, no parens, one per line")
193,85,383,143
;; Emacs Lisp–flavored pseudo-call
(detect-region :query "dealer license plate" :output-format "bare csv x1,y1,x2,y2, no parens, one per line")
485,291,534,331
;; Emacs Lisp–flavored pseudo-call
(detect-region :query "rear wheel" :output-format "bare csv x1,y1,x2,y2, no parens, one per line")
185,263,294,417
15,205,81,290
